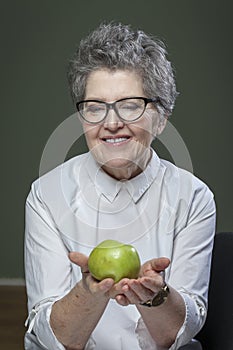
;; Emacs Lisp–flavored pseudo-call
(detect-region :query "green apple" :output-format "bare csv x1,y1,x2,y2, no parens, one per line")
88,239,141,283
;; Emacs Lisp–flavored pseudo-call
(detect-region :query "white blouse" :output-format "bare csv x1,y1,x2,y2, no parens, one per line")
24,150,216,349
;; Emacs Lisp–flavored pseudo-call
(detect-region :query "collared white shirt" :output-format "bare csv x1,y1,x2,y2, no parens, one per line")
24,150,216,350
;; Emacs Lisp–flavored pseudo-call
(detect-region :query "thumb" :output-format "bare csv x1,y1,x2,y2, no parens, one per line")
141,257,170,276
150,257,170,272
69,252,89,271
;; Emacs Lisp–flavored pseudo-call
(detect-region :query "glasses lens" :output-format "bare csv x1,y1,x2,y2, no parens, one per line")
78,101,106,123
116,98,145,121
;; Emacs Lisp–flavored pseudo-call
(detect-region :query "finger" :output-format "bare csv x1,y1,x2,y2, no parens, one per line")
139,276,164,292
122,285,142,304
128,279,155,302
115,294,130,306
108,278,129,298
86,274,115,295
98,278,115,293
141,257,170,276
107,279,132,303
69,252,89,271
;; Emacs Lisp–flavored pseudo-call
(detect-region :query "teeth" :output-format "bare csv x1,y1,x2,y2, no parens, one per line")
105,137,128,143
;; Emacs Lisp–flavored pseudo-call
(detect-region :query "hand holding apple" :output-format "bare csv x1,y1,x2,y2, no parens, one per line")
109,257,170,306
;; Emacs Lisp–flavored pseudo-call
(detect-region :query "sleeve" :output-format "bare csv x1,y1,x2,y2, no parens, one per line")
168,183,216,349
24,182,71,350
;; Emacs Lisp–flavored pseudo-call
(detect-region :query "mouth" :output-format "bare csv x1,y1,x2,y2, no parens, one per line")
101,136,131,145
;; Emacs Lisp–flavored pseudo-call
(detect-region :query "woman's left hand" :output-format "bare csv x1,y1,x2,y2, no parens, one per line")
109,257,170,306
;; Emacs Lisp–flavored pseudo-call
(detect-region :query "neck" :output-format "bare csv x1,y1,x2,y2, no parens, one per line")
101,149,152,180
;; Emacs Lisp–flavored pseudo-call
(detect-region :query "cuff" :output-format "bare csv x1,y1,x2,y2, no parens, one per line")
25,297,65,350
169,291,206,350
25,297,97,350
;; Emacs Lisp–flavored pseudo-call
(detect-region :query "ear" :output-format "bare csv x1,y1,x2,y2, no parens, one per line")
157,116,167,135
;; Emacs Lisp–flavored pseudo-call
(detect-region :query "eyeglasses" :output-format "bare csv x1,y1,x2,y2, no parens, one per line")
76,97,162,124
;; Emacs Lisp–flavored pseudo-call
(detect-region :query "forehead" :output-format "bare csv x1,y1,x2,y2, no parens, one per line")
85,69,144,101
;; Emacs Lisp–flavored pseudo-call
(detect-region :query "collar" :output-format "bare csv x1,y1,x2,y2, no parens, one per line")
85,149,161,203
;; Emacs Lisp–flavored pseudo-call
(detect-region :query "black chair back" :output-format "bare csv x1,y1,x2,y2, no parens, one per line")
195,232,233,350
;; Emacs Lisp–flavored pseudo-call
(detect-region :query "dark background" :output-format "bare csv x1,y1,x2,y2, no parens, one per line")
1,0,232,278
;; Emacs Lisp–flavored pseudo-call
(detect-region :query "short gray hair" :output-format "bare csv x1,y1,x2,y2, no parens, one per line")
67,22,178,116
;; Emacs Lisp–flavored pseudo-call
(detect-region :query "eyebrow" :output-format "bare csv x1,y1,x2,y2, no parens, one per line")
83,95,146,102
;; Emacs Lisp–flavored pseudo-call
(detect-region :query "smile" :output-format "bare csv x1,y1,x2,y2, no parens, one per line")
104,137,129,143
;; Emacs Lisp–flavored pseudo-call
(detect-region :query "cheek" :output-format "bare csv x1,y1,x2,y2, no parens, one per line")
131,127,153,148
134,117,157,145
83,125,100,148
141,130,154,146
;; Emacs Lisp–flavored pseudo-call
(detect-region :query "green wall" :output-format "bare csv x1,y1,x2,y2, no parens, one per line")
1,1,233,278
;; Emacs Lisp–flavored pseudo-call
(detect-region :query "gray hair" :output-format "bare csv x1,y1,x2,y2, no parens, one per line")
67,22,178,116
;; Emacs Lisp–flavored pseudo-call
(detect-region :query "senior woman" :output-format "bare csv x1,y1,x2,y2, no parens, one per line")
24,23,216,350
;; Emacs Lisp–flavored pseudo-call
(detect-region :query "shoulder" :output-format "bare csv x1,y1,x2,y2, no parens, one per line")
28,153,89,203
161,159,213,192
158,159,216,234
159,158,215,210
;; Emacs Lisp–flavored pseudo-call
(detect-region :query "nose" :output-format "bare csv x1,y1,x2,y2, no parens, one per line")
103,106,124,131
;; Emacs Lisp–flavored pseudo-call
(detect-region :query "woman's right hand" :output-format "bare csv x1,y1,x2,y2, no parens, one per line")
50,252,115,348
69,252,115,299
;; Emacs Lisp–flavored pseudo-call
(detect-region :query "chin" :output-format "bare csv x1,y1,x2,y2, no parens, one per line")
102,158,132,170
101,158,144,180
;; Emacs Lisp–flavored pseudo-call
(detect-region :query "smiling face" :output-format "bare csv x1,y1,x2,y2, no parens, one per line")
82,69,166,180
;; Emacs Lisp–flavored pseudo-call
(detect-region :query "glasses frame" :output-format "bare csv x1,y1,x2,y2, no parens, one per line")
76,96,162,124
